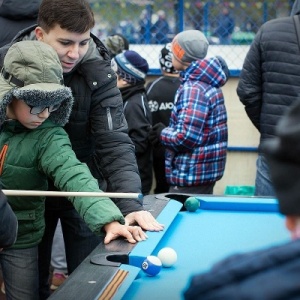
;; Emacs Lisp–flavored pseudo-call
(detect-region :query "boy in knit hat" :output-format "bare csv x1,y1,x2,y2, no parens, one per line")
0,40,146,300
146,43,180,193
149,30,229,195
184,100,300,299
113,50,153,195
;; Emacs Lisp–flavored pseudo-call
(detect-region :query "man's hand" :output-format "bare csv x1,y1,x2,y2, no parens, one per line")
149,123,166,147
103,221,147,244
125,211,164,232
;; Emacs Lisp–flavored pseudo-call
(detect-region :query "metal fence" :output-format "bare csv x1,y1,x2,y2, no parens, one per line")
90,0,294,75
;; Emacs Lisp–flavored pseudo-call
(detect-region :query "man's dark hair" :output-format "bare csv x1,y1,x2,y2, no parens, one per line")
37,0,95,33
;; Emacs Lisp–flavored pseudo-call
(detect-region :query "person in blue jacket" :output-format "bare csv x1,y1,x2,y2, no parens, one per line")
213,6,235,45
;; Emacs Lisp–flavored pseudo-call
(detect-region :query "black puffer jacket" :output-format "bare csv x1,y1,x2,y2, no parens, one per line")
0,26,143,215
0,189,17,248
120,83,153,195
0,0,40,47
237,3,300,146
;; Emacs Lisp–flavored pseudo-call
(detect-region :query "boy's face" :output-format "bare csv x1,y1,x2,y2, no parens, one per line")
171,55,185,71
116,74,130,88
35,24,91,74
9,99,51,129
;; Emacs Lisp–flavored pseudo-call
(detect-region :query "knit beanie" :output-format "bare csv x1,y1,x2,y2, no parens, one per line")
113,50,149,84
172,30,209,64
263,100,300,215
0,41,73,126
159,43,178,74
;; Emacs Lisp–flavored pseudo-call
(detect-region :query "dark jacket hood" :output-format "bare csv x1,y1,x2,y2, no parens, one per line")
0,0,41,19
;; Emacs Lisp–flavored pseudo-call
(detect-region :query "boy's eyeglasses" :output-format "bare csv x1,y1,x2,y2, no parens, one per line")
28,104,61,115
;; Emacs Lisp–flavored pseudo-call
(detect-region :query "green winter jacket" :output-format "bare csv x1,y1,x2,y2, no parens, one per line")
0,119,125,249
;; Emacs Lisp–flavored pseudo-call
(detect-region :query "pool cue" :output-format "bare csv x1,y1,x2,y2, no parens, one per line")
2,190,143,200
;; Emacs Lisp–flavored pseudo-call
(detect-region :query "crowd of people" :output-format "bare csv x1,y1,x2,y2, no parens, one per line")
1,0,300,299
110,4,236,45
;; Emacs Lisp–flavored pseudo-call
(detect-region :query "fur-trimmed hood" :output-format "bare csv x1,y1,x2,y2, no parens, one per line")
0,40,73,126
0,88,73,126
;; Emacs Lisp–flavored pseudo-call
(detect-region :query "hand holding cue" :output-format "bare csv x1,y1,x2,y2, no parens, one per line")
2,190,143,200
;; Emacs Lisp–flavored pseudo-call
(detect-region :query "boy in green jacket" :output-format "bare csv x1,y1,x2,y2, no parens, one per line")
0,40,147,300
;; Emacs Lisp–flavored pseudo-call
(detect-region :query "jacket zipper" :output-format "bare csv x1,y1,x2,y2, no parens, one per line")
106,107,113,130
0,144,8,176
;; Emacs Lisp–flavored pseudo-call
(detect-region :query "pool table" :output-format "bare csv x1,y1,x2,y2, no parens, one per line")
49,193,290,300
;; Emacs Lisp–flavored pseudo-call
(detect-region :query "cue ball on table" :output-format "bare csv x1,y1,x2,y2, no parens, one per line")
157,247,177,267
184,196,200,212
141,255,162,276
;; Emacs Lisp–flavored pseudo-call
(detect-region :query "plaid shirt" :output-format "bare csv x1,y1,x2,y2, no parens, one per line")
161,57,228,186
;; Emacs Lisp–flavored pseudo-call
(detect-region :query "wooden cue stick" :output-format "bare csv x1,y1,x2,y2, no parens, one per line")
2,189,143,199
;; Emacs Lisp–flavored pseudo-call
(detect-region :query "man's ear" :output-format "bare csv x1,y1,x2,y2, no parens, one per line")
285,215,300,239
35,27,44,41
285,216,297,232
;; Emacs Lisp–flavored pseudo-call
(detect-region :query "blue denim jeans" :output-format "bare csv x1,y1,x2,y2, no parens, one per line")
254,153,276,197
38,197,102,300
0,246,39,300
51,219,67,273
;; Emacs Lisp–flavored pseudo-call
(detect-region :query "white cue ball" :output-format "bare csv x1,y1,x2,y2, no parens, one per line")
157,247,177,267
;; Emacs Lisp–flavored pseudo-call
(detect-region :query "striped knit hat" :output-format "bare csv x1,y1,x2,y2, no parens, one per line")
113,50,149,84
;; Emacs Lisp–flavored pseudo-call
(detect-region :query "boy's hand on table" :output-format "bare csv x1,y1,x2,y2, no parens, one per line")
103,221,147,244
125,211,164,232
